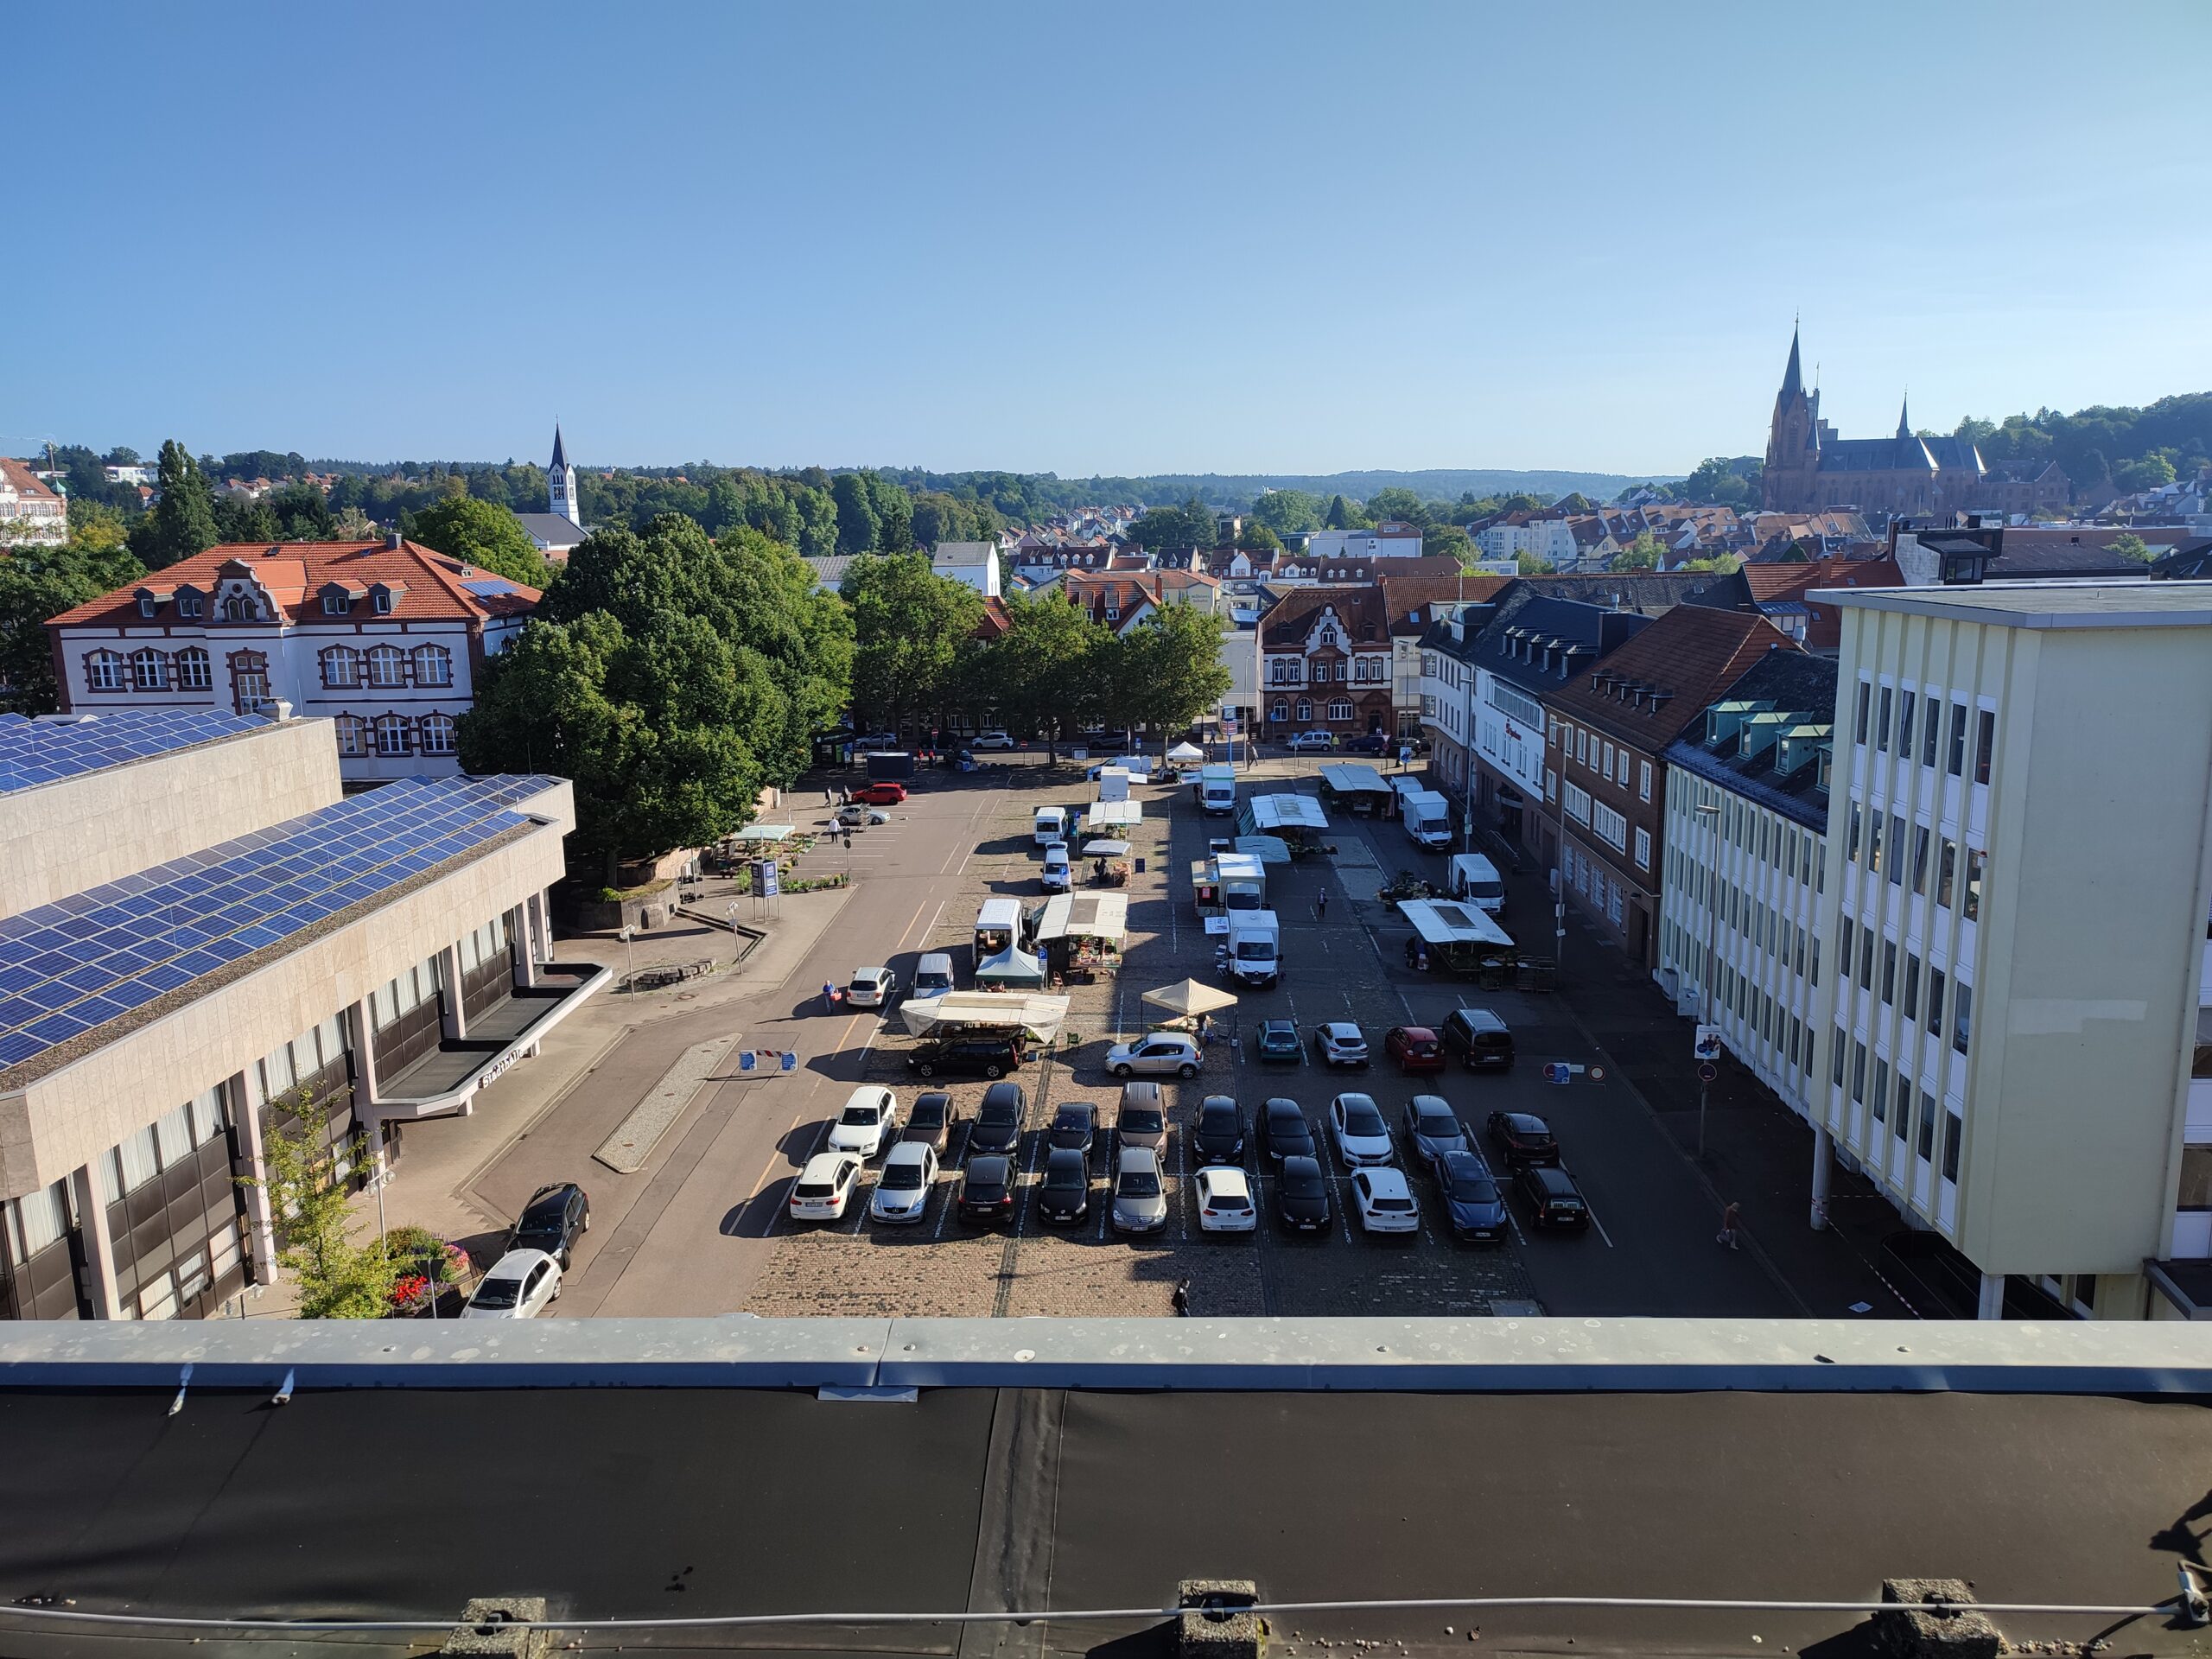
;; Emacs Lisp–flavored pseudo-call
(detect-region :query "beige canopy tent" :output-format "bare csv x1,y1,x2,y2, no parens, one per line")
1140,978,1239,1019
899,992,1070,1044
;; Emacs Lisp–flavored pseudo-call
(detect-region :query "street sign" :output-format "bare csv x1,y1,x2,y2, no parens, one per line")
1693,1025,1724,1062
1697,1062,1718,1084
1221,717,1239,736
1543,1062,1586,1084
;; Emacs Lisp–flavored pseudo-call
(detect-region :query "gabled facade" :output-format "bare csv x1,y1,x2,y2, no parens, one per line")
0,458,66,547
1259,588,1394,740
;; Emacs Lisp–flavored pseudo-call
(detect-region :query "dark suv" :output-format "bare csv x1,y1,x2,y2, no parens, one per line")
906,1038,1024,1080
1441,1007,1514,1071
969,1082,1027,1156
1486,1110,1559,1168
507,1182,589,1267
1515,1164,1590,1230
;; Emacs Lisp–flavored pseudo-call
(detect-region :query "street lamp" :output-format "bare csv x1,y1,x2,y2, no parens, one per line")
1693,801,1721,1162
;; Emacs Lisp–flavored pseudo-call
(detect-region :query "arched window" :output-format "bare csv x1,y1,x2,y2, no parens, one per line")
1294,699,1312,723
320,646,359,689
418,714,457,757
365,645,406,688
372,715,410,756
175,647,212,691
334,715,367,757
130,648,167,691
1269,702,1288,723
229,650,270,715
1327,698,1353,722
86,650,124,691
222,594,257,622
411,645,452,687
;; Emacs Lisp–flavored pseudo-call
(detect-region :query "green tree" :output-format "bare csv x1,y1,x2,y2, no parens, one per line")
832,472,880,555
1363,487,1431,526
132,439,217,569
1611,531,1663,571
842,550,983,738
1249,488,1322,537
2113,454,2177,493
1422,524,1473,564
1514,551,1554,575
214,495,281,542
870,475,914,554
1128,505,1192,552
1106,601,1230,747
2109,531,2154,564
1323,493,1369,531
991,590,1108,761
1236,522,1283,552
245,1094,387,1320
407,494,553,587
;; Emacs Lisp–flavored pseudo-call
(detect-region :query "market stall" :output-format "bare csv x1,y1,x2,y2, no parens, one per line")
1235,793,1330,855
1319,762,1396,818
1082,838,1132,887
1030,892,1128,983
899,991,1070,1045
1399,897,1516,979
974,945,1048,989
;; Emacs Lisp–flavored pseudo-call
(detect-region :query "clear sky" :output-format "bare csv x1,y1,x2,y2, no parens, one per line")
8,1,2209,480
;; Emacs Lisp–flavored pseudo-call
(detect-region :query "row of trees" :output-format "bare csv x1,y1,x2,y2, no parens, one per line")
842,553,1231,765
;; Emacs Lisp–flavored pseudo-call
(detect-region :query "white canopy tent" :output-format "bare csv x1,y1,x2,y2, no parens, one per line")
1166,741,1205,763
1141,978,1238,1018
900,991,1070,1043
973,944,1047,988
1084,800,1143,829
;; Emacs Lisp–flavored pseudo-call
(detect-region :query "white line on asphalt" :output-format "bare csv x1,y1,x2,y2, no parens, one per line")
1587,1202,1616,1249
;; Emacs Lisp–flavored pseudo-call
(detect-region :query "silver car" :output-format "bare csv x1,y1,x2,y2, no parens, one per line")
1111,1145,1168,1234
869,1142,937,1224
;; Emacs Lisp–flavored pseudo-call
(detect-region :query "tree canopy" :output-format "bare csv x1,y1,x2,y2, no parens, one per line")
1128,497,1219,552
842,552,984,738
405,494,554,587
128,440,216,569
0,522,148,714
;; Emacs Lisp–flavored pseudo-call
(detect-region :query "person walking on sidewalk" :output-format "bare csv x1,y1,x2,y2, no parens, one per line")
1171,1277,1192,1316
1315,886,1329,922
822,980,840,1014
1716,1199,1742,1250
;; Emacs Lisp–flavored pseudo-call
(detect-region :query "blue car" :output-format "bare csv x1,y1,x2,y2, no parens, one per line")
1427,1148,1509,1243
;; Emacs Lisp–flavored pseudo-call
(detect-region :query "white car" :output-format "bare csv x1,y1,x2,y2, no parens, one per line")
1351,1167,1420,1235
1106,1033,1202,1079
1195,1166,1257,1233
969,730,1016,751
828,1086,899,1157
1329,1092,1395,1166
461,1249,562,1319
836,804,890,829
847,966,899,1008
1313,1022,1370,1067
1040,847,1072,892
1287,731,1337,753
869,1142,938,1224
790,1151,863,1221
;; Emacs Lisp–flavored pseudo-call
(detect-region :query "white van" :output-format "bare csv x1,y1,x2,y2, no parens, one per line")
1040,844,1072,892
912,952,955,1000
975,898,1023,960
1449,854,1506,916
1033,805,1067,847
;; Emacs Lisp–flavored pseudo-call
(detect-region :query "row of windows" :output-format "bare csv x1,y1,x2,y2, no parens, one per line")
1838,916,1973,1058
1836,1033,1965,1183
334,713,458,758
1689,791,1821,889
97,1089,230,1205
1675,855,1821,989
86,646,215,693
1564,842,1626,929
1268,699,1359,724
321,644,452,689
1665,917,1815,1094
1853,680,1996,786
1268,658,1387,685
1554,717,1652,803
1844,804,1985,918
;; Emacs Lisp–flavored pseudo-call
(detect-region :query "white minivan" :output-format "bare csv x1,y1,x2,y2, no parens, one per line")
1449,854,1506,916
911,952,955,1000
1034,805,1067,847
1040,844,1072,892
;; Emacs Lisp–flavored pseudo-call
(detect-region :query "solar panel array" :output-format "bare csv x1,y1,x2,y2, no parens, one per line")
0,773,564,1074
0,710,273,795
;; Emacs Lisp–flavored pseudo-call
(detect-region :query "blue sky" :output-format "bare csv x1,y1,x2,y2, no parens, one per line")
8,1,2209,479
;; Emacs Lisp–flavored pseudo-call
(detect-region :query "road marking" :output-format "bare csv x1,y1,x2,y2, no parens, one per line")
1587,1201,1616,1249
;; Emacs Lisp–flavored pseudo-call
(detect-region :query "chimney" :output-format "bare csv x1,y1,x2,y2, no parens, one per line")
271,699,294,721
385,531,404,550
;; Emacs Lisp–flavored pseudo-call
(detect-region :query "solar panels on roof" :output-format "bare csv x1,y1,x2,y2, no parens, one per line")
0,710,271,795
0,773,563,1077
462,578,520,597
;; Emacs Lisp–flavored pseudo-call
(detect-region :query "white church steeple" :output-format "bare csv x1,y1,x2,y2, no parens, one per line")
549,424,582,527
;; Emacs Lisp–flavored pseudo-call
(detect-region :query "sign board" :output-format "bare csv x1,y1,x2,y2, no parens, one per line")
1203,914,1230,935
1693,1025,1724,1062
751,859,780,899
1220,717,1239,736
1398,746,1413,766
1542,1062,1586,1084
1697,1061,1718,1084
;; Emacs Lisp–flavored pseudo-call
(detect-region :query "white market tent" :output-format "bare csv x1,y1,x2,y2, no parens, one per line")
1085,800,1143,829
900,991,1070,1043
1141,978,1238,1018
1243,794,1329,834
1032,892,1129,944
731,824,796,842
1166,741,1205,763
973,945,1047,988
1233,835,1290,864
1399,898,1514,950
1081,839,1132,857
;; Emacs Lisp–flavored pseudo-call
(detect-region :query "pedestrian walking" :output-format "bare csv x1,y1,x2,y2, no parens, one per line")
1315,887,1329,922
822,980,839,1014
1171,1277,1192,1317
823,786,834,808
1716,1199,1742,1250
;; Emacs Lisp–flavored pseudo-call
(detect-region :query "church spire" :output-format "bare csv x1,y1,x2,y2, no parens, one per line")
548,423,582,528
1896,396,1912,441
1780,322,1803,401
550,423,569,474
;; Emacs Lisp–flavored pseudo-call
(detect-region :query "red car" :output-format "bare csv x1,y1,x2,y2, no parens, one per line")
1383,1025,1446,1075
853,782,907,805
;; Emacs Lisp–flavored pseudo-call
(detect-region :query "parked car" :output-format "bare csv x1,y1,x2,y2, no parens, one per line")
1485,1110,1560,1168
969,730,1016,751
1312,1022,1370,1068
1116,1081,1166,1151
969,1082,1027,1156
506,1181,589,1268
1344,732,1392,755
1428,1150,1508,1243
957,1154,1018,1226
1274,1154,1332,1232
788,1153,863,1224
846,966,899,1008
1383,1025,1446,1075
1351,1168,1419,1236
1251,1019,1302,1065
869,1143,938,1224
827,1086,899,1159
1401,1096,1470,1164
1441,1007,1516,1071
1515,1163,1591,1230
1195,1166,1256,1233
835,803,890,828
1110,1146,1168,1234
1193,1096,1245,1165
903,1090,953,1152
1286,730,1337,753
1040,845,1073,893
1106,1033,1201,1078
1259,1097,1315,1163
1328,1092,1395,1166
462,1249,562,1318
1049,1101,1098,1160
910,952,955,1001
906,1038,1023,1080
853,732,901,753
853,781,907,805
1037,1147,1091,1225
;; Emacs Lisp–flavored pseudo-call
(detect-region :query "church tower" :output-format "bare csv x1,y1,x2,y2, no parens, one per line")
549,424,582,527
1761,325,1819,511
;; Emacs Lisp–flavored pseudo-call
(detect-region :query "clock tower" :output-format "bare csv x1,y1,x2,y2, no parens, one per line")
548,424,582,527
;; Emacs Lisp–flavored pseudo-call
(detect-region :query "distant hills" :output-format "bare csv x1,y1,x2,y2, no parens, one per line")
1105,468,1663,506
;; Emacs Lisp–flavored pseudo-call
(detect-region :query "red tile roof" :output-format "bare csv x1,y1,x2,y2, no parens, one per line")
1259,586,1391,651
0,458,61,502
1548,607,1796,752
48,540,542,628
1377,572,1510,634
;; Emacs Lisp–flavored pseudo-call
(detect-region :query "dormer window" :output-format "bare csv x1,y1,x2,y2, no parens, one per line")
372,588,393,614
137,593,158,619
322,590,350,616
176,589,203,619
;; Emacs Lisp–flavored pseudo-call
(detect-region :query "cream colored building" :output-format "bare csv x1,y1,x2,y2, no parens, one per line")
1806,581,2212,1321
0,709,604,1322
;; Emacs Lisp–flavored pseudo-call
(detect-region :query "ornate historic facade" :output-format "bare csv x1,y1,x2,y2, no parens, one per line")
1762,328,1993,517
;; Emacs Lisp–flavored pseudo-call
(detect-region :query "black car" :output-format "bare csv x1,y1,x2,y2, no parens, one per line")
1442,1007,1515,1070
1259,1097,1315,1163
1274,1154,1331,1232
969,1082,1027,1156
1486,1110,1560,1168
906,1038,1024,1080
903,1091,953,1152
1048,1102,1098,1160
507,1182,589,1267
1037,1147,1090,1224
1428,1149,1509,1243
1515,1163,1590,1230
1194,1096,1245,1165
957,1155,1017,1226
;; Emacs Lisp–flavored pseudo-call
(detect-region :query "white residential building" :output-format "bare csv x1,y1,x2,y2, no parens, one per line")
1299,522,1425,561
931,541,1002,598
1476,518,1577,568
0,459,67,546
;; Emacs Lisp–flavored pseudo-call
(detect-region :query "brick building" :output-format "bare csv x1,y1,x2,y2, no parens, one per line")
1259,588,1394,741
